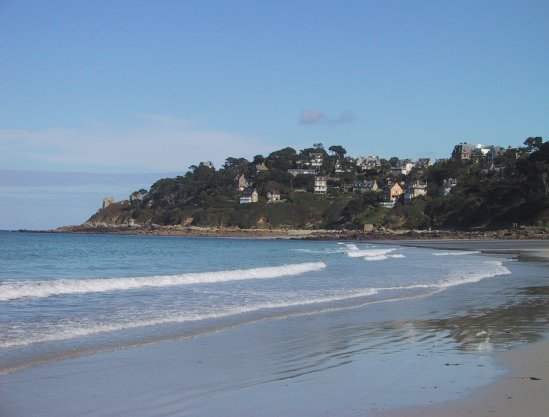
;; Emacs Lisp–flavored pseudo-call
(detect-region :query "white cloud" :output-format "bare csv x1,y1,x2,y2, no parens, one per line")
299,109,327,125
0,115,265,173
299,109,355,125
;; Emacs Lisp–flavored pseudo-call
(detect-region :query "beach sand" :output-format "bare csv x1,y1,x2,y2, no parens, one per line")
374,239,549,417
375,339,549,417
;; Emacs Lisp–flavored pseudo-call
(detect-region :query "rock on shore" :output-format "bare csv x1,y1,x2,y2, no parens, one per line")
51,224,549,241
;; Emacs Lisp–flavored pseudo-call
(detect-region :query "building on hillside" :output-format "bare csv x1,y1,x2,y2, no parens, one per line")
255,162,269,172
451,143,474,161
287,168,317,176
234,174,252,191
440,178,458,197
415,158,433,169
314,176,327,194
309,152,324,169
404,180,428,204
355,156,381,171
485,146,505,165
267,191,281,203
239,188,258,204
452,143,505,164
353,180,379,193
391,160,414,176
383,182,405,203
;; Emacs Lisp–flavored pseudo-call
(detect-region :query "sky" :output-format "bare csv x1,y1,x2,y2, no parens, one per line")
1,0,548,229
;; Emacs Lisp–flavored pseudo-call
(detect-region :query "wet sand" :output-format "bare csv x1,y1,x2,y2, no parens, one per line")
375,339,549,417
375,239,549,417
380,239,549,262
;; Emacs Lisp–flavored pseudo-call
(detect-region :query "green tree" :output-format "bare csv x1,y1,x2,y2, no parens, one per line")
328,145,347,160
524,137,543,154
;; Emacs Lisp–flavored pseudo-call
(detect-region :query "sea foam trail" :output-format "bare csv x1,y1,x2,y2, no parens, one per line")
0,287,379,349
378,260,511,291
0,262,326,302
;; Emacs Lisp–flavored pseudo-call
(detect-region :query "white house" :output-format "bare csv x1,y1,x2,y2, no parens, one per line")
239,188,258,204
267,191,281,203
356,156,381,171
391,160,415,176
309,152,324,168
314,176,327,194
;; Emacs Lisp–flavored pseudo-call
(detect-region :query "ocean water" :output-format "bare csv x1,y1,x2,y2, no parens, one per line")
1,232,548,415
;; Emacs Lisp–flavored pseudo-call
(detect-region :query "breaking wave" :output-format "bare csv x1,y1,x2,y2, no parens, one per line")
379,260,511,291
0,262,327,302
0,260,511,349
0,287,378,348
343,244,404,261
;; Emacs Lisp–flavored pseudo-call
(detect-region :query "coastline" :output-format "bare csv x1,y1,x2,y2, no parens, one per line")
27,223,549,242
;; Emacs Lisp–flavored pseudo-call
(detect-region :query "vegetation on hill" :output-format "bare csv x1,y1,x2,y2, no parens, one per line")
87,138,549,230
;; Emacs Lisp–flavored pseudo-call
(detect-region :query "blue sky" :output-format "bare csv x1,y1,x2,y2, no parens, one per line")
1,0,548,229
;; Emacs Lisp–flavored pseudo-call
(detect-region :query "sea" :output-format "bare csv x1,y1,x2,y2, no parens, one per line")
1,231,548,416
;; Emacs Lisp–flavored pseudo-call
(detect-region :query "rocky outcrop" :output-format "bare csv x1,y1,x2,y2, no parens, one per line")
102,196,116,209
85,200,144,228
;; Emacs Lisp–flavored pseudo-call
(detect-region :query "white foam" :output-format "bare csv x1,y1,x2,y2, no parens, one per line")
0,287,378,348
343,244,405,262
0,262,326,302
435,260,511,288
363,255,390,261
378,260,511,292
433,251,481,256
294,248,347,254
346,247,397,258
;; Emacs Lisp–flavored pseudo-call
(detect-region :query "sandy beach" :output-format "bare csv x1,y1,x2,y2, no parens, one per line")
451,339,549,417
374,239,549,417
375,339,549,417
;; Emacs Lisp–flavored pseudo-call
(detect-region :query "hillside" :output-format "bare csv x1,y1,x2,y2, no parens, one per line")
86,138,549,231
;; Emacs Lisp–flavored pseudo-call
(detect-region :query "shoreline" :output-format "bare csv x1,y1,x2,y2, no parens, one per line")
22,223,549,242
375,238,549,262
373,238,549,417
